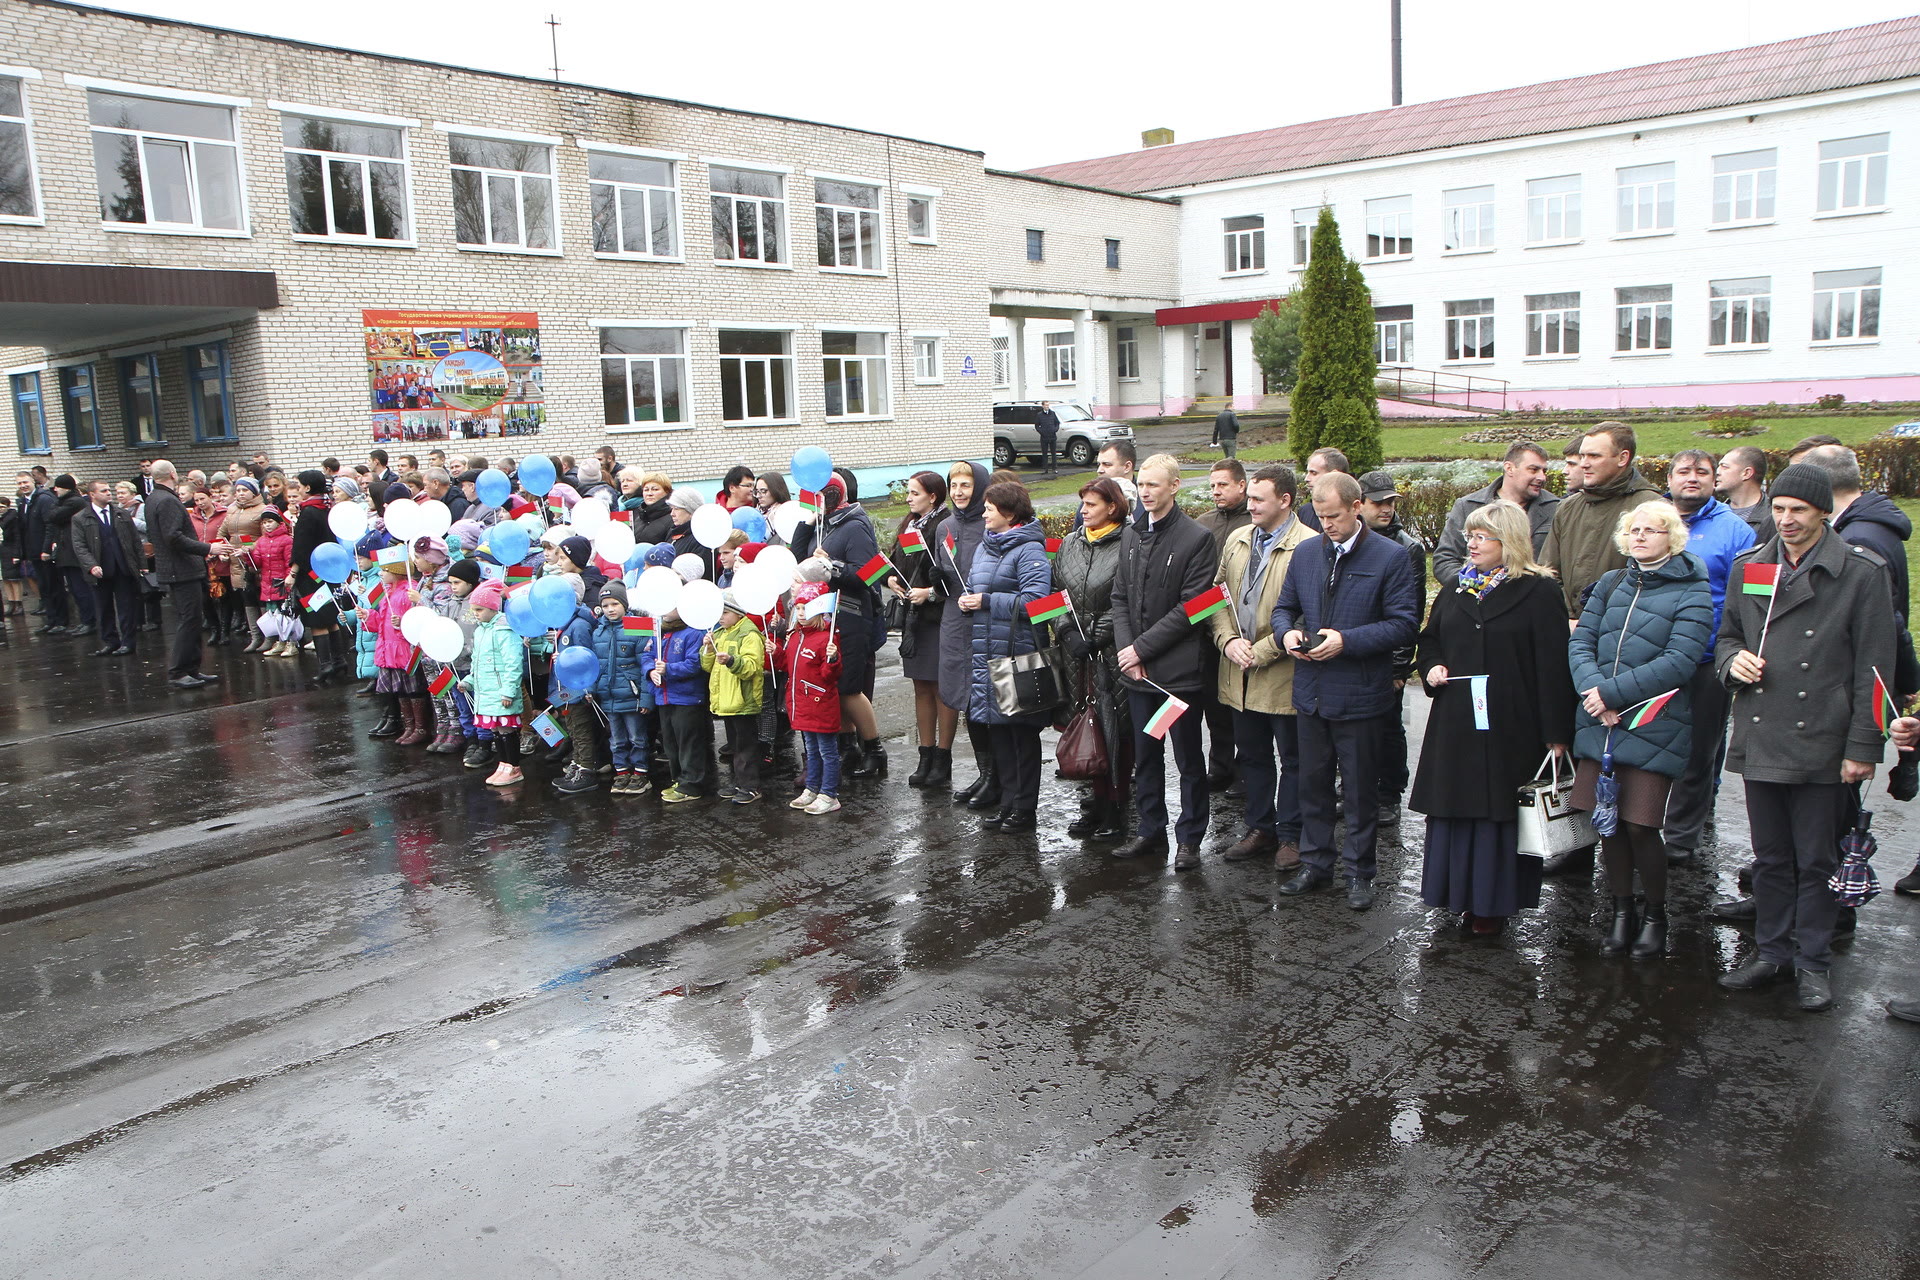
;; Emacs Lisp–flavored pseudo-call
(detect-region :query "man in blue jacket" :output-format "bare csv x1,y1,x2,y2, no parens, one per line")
1271,472,1420,909
1662,449,1755,860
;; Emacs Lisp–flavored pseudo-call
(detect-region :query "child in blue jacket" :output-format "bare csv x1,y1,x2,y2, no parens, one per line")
644,608,710,802
588,581,653,795
544,574,600,795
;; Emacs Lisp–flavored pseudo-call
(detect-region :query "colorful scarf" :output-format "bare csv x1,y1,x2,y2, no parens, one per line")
1456,565,1508,599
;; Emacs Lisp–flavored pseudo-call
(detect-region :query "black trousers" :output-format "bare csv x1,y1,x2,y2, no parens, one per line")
1662,661,1731,851
1299,712,1386,881
162,581,205,678
658,703,711,793
36,559,68,624
92,572,140,650
1199,645,1236,775
1037,432,1058,473
63,566,97,629
1745,780,1852,972
987,722,1042,812
1128,690,1209,845
1233,708,1301,842
1377,684,1409,800
723,714,761,793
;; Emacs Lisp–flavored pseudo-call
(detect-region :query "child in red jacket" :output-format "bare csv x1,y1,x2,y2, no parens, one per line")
252,506,296,657
781,582,843,814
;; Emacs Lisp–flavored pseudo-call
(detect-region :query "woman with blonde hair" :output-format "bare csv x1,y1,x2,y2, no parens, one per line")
1412,501,1575,935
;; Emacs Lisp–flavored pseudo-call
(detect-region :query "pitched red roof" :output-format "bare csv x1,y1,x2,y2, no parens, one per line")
1026,17,1920,193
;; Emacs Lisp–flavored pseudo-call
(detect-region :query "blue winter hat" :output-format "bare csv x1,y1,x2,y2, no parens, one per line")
645,543,678,568
355,529,394,559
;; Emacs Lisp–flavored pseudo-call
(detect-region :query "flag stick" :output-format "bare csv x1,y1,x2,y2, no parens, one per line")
826,592,840,654
1753,576,1781,658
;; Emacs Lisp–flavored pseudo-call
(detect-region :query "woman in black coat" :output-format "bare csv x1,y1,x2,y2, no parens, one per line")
1411,500,1574,936
0,495,25,614
935,461,994,808
886,469,953,788
286,469,351,685
789,475,887,776
1053,476,1131,840
626,472,676,550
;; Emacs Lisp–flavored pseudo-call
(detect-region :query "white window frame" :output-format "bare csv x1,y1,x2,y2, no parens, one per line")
1444,299,1495,363
1816,134,1889,216
1363,195,1413,260
911,332,945,385
581,141,682,262
820,329,892,420
597,324,691,433
709,161,791,269
1044,331,1076,384
716,326,797,425
1614,285,1674,354
1524,292,1581,358
1711,149,1776,227
1526,174,1581,245
1442,185,1492,253
1811,268,1882,344
0,68,44,225
278,107,416,247
991,335,1011,388
901,183,939,245
439,125,560,256
1614,162,1675,236
1373,318,1414,366
810,172,885,274
81,78,250,238
1291,207,1318,268
1115,326,1140,381
1223,215,1266,275
1708,277,1771,350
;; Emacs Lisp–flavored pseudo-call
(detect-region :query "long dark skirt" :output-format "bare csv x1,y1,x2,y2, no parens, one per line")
900,614,942,683
1420,817,1542,918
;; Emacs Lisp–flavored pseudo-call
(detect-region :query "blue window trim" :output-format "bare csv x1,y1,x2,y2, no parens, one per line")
11,371,48,455
119,352,166,449
187,340,237,444
61,363,104,451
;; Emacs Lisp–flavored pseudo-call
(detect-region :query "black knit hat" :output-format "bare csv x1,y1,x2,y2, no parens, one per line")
447,558,483,586
52,473,75,491
1768,463,1833,514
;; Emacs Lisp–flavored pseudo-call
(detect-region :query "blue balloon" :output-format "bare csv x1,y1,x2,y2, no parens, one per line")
791,446,834,493
554,644,599,690
518,455,557,497
730,508,770,541
488,523,531,565
310,542,353,584
625,541,656,569
504,590,546,639
475,469,511,508
529,575,576,629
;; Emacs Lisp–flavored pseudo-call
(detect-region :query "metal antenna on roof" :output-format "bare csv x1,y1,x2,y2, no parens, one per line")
547,14,563,83
1389,0,1403,106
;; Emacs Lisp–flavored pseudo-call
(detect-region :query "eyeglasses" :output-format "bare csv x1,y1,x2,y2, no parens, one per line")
1465,532,1502,544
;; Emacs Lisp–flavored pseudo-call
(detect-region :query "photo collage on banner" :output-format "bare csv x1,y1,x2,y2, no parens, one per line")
363,309,545,444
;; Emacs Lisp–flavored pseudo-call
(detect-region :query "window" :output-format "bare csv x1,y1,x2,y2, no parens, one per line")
1373,305,1413,365
1025,228,1044,262
1364,196,1413,258
1615,285,1673,353
1045,332,1076,384
1712,149,1776,224
905,193,936,243
0,76,39,219
1105,238,1121,269
448,134,553,250
815,179,881,270
1116,326,1140,380
1291,207,1318,267
1812,268,1881,342
1525,292,1581,357
1709,277,1771,348
1615,162,1675,233
60,365,101,449
120,353,163,444
185,341,235,443
711,166,786,265
912,335,943,384
1526,175,1581,242
1445,299,1494,361
1443,185,1493,251
717,329,792,422
991,335,1011,388
1818,134,1888,213
589,151,677,258
88,89,242,230
11,372,46,454
281,113,409,242
822,331,889,419
600,328,688,428
1223,215,1265,272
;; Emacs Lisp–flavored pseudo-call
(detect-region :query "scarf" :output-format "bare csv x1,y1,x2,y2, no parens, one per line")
1456,565,1508,599
1082,520,1122,544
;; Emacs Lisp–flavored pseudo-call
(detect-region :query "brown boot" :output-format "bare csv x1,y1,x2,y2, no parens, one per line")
395,697,432,746
1273,840,1301,870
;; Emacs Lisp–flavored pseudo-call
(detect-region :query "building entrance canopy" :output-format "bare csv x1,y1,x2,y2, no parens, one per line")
0,261,278,347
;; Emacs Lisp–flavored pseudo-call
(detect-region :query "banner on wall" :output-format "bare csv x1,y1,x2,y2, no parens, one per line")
362,309,544,445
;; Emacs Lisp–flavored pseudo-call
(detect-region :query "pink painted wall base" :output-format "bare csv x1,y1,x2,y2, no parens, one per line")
1426,374,1920,412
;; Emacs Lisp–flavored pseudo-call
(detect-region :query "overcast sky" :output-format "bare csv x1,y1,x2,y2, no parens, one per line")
91,0,1920,170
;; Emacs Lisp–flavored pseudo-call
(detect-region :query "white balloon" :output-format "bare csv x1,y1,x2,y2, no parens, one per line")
690,503,733,549
673,552,706,582
540,526,571,546
634,565,684,617
677,579,725,631
414,498,452,538
770,501,806,545
400,604,435,644
753,544,798,585
571,496,610,535
592,522,636,564
730,562,783,616
383,498,421,541
327,501,368,541
419,614,465,663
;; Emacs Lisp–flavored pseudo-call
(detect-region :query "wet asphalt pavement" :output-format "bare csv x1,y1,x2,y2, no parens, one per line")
2,613,1918,1279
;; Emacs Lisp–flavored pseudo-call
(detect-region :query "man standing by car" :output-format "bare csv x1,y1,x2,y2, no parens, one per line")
1431,442,1559,587
1035,401,1061,478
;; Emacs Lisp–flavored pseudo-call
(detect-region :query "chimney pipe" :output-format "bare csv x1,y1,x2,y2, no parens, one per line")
1390,0,1403,107
1141,128,1175,148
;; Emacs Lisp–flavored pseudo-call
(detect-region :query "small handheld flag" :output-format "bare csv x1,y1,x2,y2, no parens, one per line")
856,553,892,586
478,562,507,583
505,565,534,583
804,591,839,620
943,527,956,557
530,710,567,747
375,544,409,567
406,645,422,674
1873,667,1900,737
302,587,333,612
897,528,926,555
609,509,633,523
1624,689,1677,730
796,490,822,516
1143,693,1190,740
427,667,455,697
624,615,657,638
1026,590,1072,624
1044,537,1062,560
1741,562,1780,596
505,496,536,520
365,580,388,607
1182,584,1230,625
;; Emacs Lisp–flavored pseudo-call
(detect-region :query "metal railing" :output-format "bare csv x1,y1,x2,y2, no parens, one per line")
1376,367,1510,413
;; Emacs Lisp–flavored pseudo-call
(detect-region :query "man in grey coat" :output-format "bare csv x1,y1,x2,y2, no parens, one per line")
1430,442,1559,587
1714,463,1894,1013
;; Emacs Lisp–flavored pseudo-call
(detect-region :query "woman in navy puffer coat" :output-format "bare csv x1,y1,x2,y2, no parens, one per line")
959,480,1055,832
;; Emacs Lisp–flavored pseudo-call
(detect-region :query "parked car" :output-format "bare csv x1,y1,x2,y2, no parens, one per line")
992,402,1133,469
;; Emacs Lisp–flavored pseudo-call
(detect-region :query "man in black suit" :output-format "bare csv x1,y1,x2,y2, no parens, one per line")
130,458,158,499
70,479,143,656
146,461,231,688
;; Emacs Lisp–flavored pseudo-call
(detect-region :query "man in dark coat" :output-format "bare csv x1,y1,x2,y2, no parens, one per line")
1540,423,1662,619
22,473,63,631
1714,464,1895,1014
46,474,97,635
1430,442,1559,586
1357,470,1428,820
1195,459,1252,791
1211,406,1241,460
147,461,230,688
1110,453,1220,870
1806,445,1912,620
1034,401,1060,477
70,479,143,656
1271,472,1421,910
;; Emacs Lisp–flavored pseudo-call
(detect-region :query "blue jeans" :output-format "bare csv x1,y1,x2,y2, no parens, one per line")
608,710,650,771
453,684,477,737
804,731,841,796
1233,708,1301,842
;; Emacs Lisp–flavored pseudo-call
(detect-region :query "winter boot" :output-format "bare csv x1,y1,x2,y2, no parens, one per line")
849,737,887,779
367,694,403,739
966,761,1003,811
921,746,952,791
906,745,935,787
1601,897,1639,956
242,608,264,652
953,739,994,804
839,732,865,777
463,737,494,769
427,701,463,753
395,697,433,746
1630,904,1668,960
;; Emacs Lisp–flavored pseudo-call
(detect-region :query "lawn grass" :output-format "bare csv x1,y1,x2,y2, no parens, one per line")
1898,499,1920,638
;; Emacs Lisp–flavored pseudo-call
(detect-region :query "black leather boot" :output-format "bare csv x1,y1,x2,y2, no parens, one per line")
839,732,865,776
850,738,887,778
906,745,934,787
953,741,992,803
1601,896,1639,956
921,747,952,791
1631,904,1668,959
1067,798,1101,838
367,695,403,739
966,764,1002,811
1092,800,1128,842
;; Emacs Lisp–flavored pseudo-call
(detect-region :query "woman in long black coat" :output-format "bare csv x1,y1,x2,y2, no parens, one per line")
1411,500,1574,935
936,461,994,808
286,469,351,685
887,469,953,788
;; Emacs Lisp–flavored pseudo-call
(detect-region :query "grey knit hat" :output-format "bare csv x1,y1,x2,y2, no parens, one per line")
1768,462,1833,513
666,488,705,513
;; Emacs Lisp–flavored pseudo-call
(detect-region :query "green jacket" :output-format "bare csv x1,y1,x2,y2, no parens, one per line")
467,617,526,717
702,616,766,716
1540,467,1663,618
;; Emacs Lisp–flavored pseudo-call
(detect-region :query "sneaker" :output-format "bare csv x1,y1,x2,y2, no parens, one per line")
611,772,632,794
485,764,523,787
804,793,841,815
715,783,738,800
661,785,700,804
789,789,818,810
628,774,653,796
731,790,762,805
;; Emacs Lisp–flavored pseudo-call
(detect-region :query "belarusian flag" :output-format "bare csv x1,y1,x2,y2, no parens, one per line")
1026,590,1071,624
897,528,926,555
1873,668,1900,736
1183,584,1230,624
1624,690,1676,729
1044,537,1062,560
624,615,657,639
406,645,422,674
366,580,387,607
505,565,533,583
856,553,891,586
235,534,256,547
609,509,632,523
506,496,535,519
1143,693,1190,740
427,667,455,696
796,489,822,515
943,527,956,557
1741,562,1780,596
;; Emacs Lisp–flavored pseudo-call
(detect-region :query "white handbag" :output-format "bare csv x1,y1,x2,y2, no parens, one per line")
1516,751,1596,858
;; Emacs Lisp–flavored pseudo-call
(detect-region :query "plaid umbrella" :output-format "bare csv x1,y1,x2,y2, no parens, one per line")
1829,804,1880,908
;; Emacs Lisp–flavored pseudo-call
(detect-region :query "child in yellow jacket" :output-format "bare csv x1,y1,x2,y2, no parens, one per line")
702,591,767,804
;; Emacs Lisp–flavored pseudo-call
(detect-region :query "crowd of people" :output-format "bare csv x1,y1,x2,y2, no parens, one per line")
5,427,1918,1020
